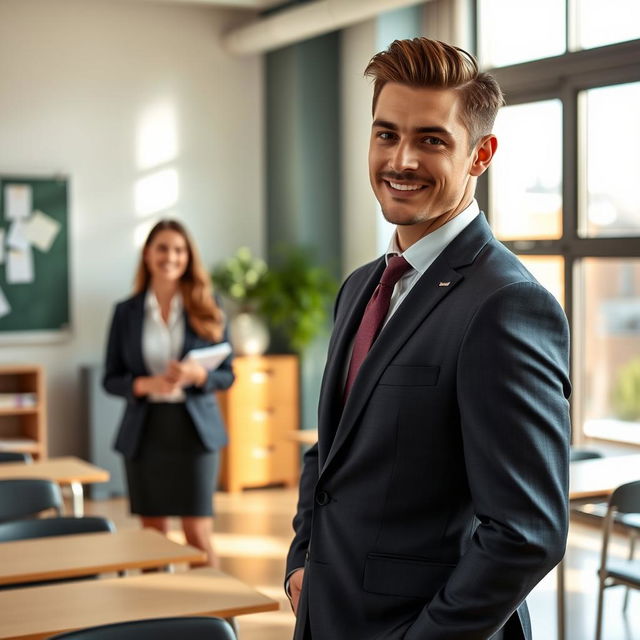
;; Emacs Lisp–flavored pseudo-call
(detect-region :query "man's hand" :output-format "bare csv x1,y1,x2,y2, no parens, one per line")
165,359,207,387
289,568,305,616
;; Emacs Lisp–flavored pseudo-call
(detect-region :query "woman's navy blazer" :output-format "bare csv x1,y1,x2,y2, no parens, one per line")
103,292,234,459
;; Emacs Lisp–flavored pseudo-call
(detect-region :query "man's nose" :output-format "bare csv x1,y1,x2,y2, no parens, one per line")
390,141,419,172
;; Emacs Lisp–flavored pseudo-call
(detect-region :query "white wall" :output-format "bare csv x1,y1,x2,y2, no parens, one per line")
0,0,264,455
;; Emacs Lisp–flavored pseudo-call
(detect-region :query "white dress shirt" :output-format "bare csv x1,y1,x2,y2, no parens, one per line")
341,199,481,389
142,290,186,402
382,199,480,327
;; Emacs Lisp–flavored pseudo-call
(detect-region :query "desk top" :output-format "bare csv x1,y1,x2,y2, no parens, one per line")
0,456,109,485
569,453,640,500
0,528,205,587
0,567,279,640
286,429,317,445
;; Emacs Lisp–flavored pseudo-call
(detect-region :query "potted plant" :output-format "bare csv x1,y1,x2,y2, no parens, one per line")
211,246,338,355
258,246,338,353
211,247,270,355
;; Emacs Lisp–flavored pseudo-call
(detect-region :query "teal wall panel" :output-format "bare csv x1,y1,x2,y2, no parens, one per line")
266,31,341,431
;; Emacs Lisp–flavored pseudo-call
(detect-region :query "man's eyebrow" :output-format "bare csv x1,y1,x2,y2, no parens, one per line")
372,120,452,137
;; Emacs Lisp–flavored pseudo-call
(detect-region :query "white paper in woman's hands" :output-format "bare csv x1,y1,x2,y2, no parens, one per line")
183,342,232,370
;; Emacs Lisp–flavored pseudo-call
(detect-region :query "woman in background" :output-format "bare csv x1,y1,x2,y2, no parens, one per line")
103,219,233,567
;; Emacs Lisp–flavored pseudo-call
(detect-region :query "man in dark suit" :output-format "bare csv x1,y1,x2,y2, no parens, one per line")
286,38,571,640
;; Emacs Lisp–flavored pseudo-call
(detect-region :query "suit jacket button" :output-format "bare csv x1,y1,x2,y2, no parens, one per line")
315,490,330,506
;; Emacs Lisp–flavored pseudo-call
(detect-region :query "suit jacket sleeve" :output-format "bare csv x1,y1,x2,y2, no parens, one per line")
404,281,571,640
103,302,139,403
286,441,320,575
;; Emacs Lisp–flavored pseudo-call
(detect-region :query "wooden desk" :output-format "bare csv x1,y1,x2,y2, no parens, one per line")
556,454,640,640
0,529,205,587
286,429,317,446
0,456,109,516
0,567,279,640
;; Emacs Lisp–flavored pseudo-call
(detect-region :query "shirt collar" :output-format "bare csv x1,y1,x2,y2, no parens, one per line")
385,199,480,274
145,289,184,326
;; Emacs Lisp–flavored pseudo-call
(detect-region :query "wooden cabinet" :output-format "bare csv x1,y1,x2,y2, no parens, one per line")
217,355,299,492
0,365,47,459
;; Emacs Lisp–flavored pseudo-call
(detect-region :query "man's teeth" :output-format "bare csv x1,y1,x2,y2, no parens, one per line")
389,181,423,191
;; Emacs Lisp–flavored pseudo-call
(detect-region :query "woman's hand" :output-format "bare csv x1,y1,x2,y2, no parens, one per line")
164,359,208,388
133,375,180,397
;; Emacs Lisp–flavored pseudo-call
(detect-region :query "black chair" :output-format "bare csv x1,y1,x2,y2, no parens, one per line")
0,516,115,542
594,480,640,640
0,451,33,463
47,616,237,639
0,478,63,522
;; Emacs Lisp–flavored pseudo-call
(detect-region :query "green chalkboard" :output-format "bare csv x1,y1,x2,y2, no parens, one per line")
0,176,69,335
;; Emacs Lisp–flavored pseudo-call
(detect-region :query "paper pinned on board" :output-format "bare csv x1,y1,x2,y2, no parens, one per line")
4,184,32,221
184,342,232,371
25,210,61,252
0,286,10,318
6,246,34,284
6,220,30,250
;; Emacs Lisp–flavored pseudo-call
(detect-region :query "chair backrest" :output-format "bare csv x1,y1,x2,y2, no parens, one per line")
47,616,237,640
0,451,33,463
609,480,640,515
0,478,63,522
569,447,603,463
0,516,115,542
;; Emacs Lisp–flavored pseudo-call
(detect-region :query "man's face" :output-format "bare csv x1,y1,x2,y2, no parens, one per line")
368,83,490,245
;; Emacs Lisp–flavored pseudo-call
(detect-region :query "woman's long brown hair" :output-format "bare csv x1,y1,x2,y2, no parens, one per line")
134,219,224,342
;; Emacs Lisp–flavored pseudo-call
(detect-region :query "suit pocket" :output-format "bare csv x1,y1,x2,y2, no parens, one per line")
378,365,440,387
363,552,456,600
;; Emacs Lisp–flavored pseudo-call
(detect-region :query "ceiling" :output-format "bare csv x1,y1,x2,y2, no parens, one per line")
114,0,289,9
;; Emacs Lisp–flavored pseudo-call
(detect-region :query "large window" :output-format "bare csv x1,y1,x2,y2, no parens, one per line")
477,1,640,446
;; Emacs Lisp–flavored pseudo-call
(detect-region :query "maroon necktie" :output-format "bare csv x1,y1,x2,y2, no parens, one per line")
344,255,412,398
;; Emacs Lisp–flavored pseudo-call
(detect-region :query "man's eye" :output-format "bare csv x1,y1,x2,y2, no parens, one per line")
377,131,396,140
424,136,444,145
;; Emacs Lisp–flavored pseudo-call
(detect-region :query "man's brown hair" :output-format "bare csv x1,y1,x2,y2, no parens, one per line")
364,38,504,148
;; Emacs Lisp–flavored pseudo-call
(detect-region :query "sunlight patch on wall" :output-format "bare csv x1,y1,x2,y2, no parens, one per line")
136,102,179,171
134,168,179,217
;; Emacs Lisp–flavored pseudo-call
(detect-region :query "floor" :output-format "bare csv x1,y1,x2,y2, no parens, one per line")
83,488,639,640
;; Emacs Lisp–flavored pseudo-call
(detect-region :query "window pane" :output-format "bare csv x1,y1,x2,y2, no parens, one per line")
478,0,565,67
490,100,563,241
573,0,640,50
580,258,640,445
518,256,565,307
580,82,640,238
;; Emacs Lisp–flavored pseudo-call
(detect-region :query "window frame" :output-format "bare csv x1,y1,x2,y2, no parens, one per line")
476,32,640,446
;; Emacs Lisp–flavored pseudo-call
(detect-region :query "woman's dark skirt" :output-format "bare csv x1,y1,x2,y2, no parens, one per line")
124,403,219,517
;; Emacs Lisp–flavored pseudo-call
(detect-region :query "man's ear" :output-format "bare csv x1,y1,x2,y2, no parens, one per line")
470,134,498,177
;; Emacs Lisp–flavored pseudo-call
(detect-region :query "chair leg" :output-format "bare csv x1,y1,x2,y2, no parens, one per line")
595,576,606,640
622,532,637,613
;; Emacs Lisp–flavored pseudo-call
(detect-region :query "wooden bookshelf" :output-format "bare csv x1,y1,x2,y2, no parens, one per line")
0,365,46,459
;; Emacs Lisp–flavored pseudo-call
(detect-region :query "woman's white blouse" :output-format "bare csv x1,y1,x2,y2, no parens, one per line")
142,290,186,402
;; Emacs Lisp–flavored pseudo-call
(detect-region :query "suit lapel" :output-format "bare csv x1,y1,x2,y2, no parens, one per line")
180,313,193,359
128,292,147,374
317,258,385,464
320,213,494,476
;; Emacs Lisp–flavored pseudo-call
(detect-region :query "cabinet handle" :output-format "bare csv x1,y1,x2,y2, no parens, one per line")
251,445,275,458
250,369,274,383
252,408,275,421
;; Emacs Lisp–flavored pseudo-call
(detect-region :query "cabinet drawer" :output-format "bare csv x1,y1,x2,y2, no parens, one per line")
231,404,298,444
231,356,297,407
232,440,297,488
